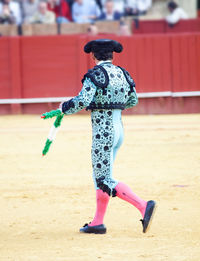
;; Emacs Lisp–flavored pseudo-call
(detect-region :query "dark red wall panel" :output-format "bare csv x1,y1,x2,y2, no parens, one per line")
0,37,11,98
152,35,172,92
113,35,171,93
136,36,154,92
20,35,82,98
133,20,166,34
76,36,89,92
0,36,21,110
170,33,200,92
133,19,200,34
197,34,200,91
187,34,199,92
165,19,200,33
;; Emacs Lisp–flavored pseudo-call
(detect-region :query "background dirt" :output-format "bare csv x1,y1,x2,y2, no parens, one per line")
0,114,200,261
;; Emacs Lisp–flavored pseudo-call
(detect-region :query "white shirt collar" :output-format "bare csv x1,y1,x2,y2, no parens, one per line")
97,60,112,65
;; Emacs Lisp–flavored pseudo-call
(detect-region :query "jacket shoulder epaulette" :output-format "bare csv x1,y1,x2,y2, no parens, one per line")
117,66,136,89
82,65,109,88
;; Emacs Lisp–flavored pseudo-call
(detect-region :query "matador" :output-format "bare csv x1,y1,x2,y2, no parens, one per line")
61,39,156,234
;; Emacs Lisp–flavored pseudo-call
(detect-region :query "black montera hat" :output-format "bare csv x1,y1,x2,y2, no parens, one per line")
84,39,123,54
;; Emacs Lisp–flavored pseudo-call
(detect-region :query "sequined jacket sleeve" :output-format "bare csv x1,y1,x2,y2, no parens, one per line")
61,78,97,115
125,86,138,109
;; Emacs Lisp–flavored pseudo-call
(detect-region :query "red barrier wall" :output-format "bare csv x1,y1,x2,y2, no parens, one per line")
21,35,81,98
0,33,200,114
133,20,166,34
118,35,171,93
0,37,21,99
0,37,21,113
133,19,200,34
170,34,200,92
0,38,10,99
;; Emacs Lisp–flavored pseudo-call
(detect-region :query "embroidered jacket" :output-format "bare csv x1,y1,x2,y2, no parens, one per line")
62,62,138,114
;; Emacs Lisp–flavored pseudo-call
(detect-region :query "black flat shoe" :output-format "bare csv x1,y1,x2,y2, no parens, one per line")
80,223,107,234
140,200,156,233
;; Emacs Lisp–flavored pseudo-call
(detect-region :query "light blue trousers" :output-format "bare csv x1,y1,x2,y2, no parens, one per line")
91,109,124,194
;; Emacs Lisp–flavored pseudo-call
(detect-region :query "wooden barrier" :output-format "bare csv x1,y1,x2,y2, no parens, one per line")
133,18,200,34
95,21,119,34
0,25,18,36
0,18,199,37
0,37,11,99
60,21,120,35
22,24,58,36
109,34,171,93
21,20,129,36
0,37,21,113
165,19,200,33
0,33,200,114
133,19,166,34
170,34,200,93
20,35,82,98
60,23,87,35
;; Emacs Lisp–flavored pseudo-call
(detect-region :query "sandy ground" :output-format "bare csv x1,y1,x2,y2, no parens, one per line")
0,113,200,261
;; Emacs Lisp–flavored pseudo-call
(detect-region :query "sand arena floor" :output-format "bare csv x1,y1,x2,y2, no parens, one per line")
0,114,200,261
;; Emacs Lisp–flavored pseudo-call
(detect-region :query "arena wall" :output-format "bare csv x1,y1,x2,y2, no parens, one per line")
133,19,200,34
0,33,200,114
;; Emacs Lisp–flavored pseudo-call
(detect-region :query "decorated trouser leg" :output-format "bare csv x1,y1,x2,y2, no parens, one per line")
91,109,123,196
90,110,147,227
90,109,122,226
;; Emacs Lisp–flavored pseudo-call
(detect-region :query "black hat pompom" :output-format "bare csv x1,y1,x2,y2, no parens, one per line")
84,39,123,54
113,41,123,53
84,41,93,53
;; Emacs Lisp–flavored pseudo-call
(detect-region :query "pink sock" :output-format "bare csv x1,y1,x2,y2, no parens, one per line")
115,182,147,218
89,189,110,226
